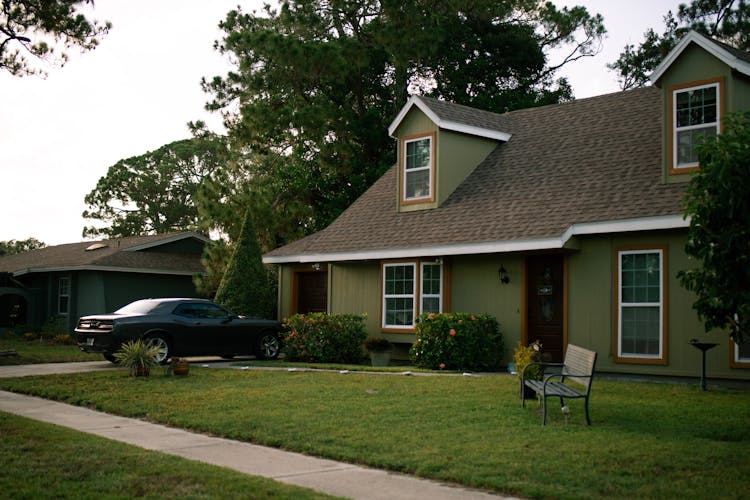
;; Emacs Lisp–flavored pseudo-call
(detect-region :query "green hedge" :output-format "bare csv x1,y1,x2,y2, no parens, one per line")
282,313,368,364
409,313,504,371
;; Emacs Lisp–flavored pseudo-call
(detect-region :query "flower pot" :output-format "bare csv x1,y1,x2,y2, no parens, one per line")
369,350,392,367
133,365,150,377
173,360,189,376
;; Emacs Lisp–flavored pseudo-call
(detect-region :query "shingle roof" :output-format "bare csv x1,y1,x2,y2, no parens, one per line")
266,87,688,263
0,232,207,275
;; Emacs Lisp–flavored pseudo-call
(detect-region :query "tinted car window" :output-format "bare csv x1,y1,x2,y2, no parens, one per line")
194,303,230,319
174,304,200,318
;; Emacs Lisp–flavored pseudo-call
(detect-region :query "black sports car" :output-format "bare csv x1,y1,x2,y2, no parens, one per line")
74,298,281,364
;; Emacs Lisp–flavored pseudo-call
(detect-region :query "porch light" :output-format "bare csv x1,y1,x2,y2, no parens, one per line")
498,265,510,284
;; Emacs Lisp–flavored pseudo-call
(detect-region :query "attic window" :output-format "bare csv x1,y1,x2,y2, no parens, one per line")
401,133,435,203
670,79,722,172
85,243,109,252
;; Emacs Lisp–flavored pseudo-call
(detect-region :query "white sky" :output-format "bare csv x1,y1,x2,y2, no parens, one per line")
0,0,676,245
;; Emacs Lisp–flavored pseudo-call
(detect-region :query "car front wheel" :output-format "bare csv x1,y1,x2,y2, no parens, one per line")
255,332,281,360
103,352,118,364
145,334,171,365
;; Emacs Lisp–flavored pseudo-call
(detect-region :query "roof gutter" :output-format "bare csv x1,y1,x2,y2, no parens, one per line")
263,214,689,264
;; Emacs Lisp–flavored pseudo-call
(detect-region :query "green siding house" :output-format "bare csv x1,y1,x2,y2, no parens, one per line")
0,232,207,332
264,32,750,380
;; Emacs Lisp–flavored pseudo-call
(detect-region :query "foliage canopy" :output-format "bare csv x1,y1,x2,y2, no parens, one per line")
678,111,750,343
0,0,111,77
82,135,228,239
0,237,45,256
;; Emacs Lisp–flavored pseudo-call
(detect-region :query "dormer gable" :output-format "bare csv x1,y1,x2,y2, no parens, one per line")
651,31,750,181
388,96,511,212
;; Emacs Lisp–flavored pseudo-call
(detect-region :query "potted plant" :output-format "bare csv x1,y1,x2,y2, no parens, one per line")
167,357,190,376
513,340,542,398
364,337,393,367
114,339,160,377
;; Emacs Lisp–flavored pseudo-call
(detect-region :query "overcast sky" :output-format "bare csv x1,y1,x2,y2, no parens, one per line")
0,0,676,246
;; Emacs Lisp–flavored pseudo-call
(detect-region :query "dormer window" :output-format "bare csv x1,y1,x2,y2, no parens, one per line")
402,133,435,203
670,78,722,172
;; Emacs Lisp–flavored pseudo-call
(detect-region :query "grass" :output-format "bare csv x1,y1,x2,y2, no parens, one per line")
1,368,749,499
0,338,101,365
0,411,336,499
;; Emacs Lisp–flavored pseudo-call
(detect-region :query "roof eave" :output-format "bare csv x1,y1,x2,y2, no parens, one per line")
262,214,689,264
650,30,750,84
124,231,209,252
12,265,201,277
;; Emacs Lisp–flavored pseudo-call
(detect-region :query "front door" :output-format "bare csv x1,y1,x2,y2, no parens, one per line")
525,254,566,363
296,271,328,314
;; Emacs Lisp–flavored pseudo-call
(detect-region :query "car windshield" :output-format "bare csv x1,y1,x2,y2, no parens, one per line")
114,299,165,315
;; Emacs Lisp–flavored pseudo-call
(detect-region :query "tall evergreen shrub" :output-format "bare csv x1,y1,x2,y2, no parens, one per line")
214,209,276,318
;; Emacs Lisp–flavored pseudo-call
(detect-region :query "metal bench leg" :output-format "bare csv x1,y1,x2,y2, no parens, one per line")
542,394,547,425
584,396,591,425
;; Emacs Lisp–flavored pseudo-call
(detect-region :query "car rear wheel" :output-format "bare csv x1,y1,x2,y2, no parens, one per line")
145,334,171,365
255,332,281,360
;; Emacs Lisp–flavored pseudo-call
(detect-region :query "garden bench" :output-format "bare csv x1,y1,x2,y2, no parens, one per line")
0,349,18,357
521,344,597,425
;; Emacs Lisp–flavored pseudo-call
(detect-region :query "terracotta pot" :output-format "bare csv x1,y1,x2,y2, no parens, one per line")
173,361,189,376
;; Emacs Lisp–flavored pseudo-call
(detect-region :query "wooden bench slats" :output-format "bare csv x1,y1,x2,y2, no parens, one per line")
521,343,597,425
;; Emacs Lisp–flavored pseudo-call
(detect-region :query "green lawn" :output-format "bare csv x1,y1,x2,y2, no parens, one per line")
0,411,337,499
0,338,101,365
2,368,748,499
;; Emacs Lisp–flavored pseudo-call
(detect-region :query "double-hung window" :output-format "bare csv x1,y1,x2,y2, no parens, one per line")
733,339,750,368
383,263,416,329
382,260,444,330
616,248,666,363
672,80,721,171
402,133,434,202
58,276,70,315
420,262,442,314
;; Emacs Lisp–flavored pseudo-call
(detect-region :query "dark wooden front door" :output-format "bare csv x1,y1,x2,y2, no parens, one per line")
296,271,328,314
525,254,565,363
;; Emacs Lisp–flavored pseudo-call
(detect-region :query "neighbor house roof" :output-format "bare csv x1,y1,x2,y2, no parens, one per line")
0,232,208,276
265,86,689,264
650,30,750,83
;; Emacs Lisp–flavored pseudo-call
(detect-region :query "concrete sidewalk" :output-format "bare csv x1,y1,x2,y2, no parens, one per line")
0,363,514,500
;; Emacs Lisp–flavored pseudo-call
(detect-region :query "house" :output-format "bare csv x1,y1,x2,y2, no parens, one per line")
0,232,208,332
264,31,750,380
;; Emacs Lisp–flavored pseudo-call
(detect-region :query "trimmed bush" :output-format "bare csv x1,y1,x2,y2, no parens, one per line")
409,312,504,371
283,313,368,364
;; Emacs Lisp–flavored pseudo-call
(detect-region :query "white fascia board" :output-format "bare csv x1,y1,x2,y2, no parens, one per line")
12,266,198,277
124,232,210,252
262,214,689,265
650,31,750,84
439,120,512,141
387,95,511,141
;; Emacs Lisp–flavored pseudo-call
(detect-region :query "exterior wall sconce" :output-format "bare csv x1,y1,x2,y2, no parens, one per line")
312,263,321,271
498,265,510,284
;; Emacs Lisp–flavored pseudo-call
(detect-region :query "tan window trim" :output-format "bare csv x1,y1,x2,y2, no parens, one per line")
667,77,724,176
613,245,669,365
400,132,436,206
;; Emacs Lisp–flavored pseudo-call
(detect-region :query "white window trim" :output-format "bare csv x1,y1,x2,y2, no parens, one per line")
672,81,720,170
402,135,433,202
617,249,664,360
419,262,443,315
735,341,750,364
382,263,417,329
58,276,70,316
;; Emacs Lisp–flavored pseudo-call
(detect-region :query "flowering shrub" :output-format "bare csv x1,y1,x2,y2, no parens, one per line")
282,313,368,364
409,312,504,371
